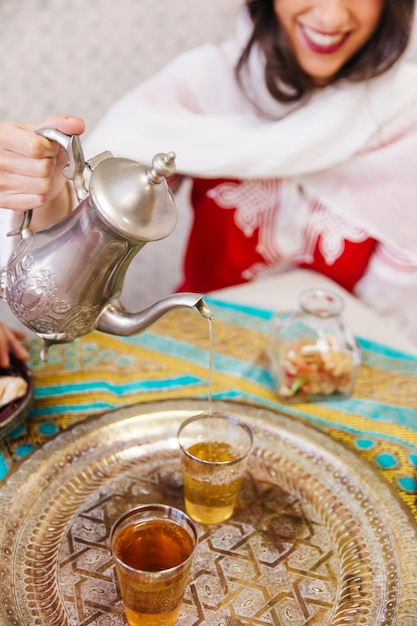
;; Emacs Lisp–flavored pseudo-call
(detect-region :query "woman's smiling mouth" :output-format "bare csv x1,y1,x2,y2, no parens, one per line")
300,23,350,54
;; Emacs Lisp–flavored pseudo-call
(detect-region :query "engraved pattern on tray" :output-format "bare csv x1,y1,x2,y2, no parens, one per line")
1,399,416,625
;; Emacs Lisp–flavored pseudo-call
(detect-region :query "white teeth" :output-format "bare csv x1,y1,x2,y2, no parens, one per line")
302,25,345,48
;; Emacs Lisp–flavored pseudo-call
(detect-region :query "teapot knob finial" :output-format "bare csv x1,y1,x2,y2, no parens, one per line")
147,151,176,184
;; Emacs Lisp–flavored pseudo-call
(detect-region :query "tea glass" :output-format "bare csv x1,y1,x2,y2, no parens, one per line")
177,411,253,524
110,504,198,626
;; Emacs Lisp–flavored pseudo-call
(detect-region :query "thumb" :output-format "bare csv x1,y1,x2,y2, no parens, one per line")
28,113,86,137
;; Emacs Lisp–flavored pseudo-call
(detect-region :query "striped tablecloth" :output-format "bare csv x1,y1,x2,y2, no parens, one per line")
1,297,417,522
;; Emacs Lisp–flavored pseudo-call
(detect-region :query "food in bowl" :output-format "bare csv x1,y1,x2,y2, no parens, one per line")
0,375,28,408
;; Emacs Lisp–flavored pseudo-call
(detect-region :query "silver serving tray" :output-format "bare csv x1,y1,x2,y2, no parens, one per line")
1,398,416,625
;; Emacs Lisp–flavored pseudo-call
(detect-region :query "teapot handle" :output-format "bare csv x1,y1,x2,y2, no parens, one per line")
36,128,89,202
7,129,89,240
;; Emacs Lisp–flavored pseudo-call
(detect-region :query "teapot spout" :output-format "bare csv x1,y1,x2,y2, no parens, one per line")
95,293,211,336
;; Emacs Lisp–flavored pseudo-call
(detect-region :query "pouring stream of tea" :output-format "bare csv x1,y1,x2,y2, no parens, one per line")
207,313,216,459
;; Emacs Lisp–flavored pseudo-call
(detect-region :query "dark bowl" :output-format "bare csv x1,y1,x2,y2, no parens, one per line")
0,356,34,440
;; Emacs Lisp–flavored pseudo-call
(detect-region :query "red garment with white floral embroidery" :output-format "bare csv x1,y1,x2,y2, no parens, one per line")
177,177,377,294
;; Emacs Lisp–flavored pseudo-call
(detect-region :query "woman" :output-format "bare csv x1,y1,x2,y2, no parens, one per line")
1,0,417,365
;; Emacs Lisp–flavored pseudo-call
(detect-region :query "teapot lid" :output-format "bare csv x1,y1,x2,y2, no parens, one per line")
88,152,178,242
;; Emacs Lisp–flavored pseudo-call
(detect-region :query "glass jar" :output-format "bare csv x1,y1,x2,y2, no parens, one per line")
269,289,361,402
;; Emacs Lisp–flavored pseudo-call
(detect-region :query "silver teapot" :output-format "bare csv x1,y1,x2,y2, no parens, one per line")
0,128,209,361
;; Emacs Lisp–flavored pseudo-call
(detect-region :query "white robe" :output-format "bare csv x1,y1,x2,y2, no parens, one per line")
83,33,417,262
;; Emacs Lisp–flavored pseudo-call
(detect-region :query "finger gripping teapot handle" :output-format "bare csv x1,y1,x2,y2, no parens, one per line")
7,129,88,240
36,127,89,202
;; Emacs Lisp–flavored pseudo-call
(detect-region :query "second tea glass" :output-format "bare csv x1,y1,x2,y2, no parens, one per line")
110,504,198,626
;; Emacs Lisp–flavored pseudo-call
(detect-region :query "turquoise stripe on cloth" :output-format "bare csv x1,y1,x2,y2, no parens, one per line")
34,375,205,398
315,397,417,429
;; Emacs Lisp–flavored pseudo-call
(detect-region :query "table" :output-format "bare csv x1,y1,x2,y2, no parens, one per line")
1,285,417,624
1,288,417,511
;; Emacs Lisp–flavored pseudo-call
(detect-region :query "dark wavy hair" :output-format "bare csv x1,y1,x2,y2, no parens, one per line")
236,0,416,105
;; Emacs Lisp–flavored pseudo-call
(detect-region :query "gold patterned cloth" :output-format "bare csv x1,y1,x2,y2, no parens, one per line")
1,297,417,521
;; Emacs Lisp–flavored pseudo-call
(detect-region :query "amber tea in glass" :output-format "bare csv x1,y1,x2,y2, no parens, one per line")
110,504,197,626
178,412,253,524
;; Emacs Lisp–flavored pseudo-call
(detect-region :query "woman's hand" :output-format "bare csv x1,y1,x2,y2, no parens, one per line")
0,322,29,369
0,113,85,228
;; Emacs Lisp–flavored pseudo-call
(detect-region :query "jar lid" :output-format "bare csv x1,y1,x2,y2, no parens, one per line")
299,289,343,318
